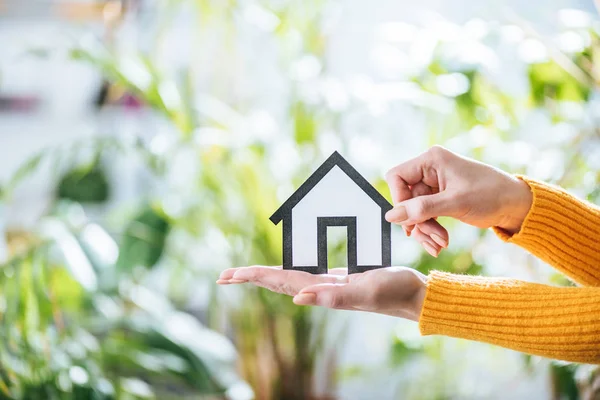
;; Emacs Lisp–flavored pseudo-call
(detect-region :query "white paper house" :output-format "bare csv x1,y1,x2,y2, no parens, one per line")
270,151,393,274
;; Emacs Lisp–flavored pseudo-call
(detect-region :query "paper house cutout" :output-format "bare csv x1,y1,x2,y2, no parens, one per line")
270,151,393,274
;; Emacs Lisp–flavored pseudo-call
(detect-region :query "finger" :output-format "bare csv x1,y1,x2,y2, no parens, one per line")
411,225,441,257
414,219,449,248
219,267,241,280
293,283,361,310
231,266,345,296
217,267,247,284
410,181,433,197
403,182,433,237
385,148,442,204
386,192,454,225
385,173,411,205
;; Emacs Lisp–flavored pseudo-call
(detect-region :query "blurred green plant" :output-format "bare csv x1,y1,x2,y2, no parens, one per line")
0,206,249,399
3,1,600,400
4,1,343,399
116,206,170,272
58,165,110,204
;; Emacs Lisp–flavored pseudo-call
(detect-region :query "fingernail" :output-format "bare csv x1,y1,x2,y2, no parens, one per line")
430,233,448,248
216,279,230,285
293,293,316,305
228,279,247,284
422,242,439,258
385,205,408,223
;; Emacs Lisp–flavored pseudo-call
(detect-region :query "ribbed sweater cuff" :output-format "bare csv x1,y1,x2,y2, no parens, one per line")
493,176,600,286
419,271,600,364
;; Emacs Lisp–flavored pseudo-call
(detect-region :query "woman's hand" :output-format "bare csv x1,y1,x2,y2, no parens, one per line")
385,146,533,256
217,266,427,322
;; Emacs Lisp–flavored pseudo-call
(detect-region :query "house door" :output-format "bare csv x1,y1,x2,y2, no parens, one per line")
317,216,357,271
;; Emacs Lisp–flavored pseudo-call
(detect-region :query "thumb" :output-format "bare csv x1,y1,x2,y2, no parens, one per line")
386,193,453,225
293,283,360,310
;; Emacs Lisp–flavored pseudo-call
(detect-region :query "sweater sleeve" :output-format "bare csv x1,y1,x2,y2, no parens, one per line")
419,271,600,364
493,176,600,287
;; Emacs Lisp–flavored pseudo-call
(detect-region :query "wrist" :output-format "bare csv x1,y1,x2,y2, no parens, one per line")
407,273,427,322
497,177,533,235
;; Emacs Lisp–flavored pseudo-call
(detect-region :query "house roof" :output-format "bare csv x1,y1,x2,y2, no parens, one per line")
270,151,393,225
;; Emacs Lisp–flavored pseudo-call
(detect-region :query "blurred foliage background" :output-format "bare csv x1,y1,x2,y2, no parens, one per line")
1,0,600,399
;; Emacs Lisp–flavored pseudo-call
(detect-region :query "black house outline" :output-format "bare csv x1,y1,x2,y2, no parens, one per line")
270,151,393,275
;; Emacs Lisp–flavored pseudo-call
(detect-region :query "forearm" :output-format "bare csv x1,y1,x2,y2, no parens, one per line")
494,176,600,287
419,271,600,364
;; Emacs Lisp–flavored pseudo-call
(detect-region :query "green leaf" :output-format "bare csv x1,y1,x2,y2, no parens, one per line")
48,266,84,313
57,165,110,204
528,61,590,106
4,152,45,197
292,101,317,144
389,337,420,366
550,362,579,400
117,207,170,271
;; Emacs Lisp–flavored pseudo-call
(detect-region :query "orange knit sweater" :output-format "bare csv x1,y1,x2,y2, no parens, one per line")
419,177,600,364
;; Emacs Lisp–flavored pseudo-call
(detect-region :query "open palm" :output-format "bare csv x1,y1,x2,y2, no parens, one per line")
217,266,427,322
